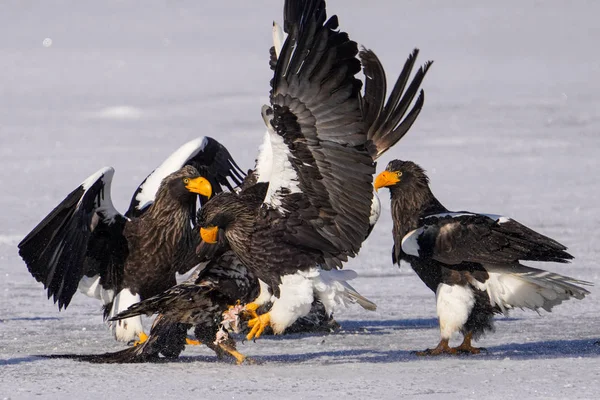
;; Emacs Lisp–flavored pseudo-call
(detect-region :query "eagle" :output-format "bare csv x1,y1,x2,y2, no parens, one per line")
55,251,260,364
196,0,432,341
18,137,244,343
374,159,592,355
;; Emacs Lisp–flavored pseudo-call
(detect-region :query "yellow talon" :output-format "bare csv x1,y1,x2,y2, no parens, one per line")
246,312,271,341
243,302,260,319
186,338,202,346
133,331,148,346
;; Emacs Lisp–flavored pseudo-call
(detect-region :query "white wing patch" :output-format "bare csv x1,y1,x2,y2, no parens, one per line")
262,128,301,210
80,166,120,221
255,128,273,183
401,227,424,257
369,192,381,227
272,21,285,58
134,137,209,211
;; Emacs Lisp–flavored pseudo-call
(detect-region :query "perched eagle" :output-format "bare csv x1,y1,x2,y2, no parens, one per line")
374,159,592,355
18,137,244,343
196,0,432,341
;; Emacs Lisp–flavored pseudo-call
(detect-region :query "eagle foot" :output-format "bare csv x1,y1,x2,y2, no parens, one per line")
413,339,457,356
241,302,260,320
454,333,485,355
246,312,271,341
133,331,148,346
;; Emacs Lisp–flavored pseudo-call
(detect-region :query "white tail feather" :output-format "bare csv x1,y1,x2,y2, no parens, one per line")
315,269,377,312
474,264,592,314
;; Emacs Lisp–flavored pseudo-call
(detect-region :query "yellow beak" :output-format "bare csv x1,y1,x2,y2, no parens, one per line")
185,177,212,198
374,170,400,191
200,226,219,244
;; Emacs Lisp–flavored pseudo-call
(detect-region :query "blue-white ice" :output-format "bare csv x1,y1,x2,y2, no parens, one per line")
1,1,599,399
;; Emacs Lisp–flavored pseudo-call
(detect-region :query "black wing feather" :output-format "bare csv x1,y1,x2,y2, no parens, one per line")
359,48,433,160
417,214,574,265
18,167,126,310
265,0,374,266
126,137,245,218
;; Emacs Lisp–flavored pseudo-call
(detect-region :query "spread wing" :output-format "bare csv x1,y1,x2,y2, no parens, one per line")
126,136,245,217
402,212,574,265
260,0,375,268
18,167,127,310
359,48,433,160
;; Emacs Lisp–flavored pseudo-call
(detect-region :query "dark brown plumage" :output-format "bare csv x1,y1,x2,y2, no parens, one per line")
375,159,591,355
197,0,431,341
18,137,245,343
54,251,260,364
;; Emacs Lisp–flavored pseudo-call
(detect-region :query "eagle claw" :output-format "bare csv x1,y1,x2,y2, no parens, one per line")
246,312,271,341
242,302,260,320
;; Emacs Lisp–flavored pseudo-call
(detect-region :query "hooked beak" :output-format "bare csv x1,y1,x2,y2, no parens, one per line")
374,171,400,191
185,177,212,198
200,226,219,244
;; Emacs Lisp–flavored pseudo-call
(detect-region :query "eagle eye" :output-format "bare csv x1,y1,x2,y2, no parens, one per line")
183,178,190,184
396,171,403,178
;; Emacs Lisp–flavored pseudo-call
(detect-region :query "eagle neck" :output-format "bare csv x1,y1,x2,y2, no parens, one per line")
143,187,192,256
390,183,447,241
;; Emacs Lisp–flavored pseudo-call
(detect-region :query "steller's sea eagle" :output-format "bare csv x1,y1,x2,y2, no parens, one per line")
51,251,261,364
18,137,244,343
196,0,432,341
374,159,591,355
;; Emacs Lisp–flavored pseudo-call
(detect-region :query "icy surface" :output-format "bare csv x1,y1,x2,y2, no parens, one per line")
1,1,599,399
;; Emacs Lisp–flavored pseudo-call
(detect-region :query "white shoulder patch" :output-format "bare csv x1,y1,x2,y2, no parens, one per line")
262,129,301,210
369,192,381,227
79,167,120,221
401,227,424,257
81,166,113,191
255,128,273,183
135,137,209,211
272,21,285,58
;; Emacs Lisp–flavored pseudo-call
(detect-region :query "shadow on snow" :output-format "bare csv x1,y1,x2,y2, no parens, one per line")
7,339,597,367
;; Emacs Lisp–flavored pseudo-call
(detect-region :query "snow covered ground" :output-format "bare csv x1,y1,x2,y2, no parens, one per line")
1,1,599,399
